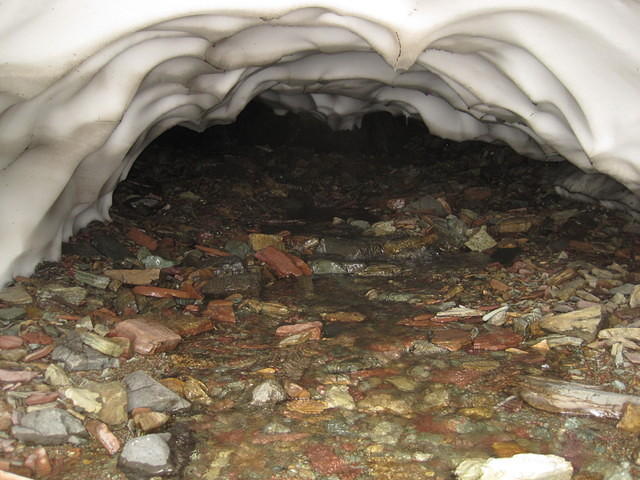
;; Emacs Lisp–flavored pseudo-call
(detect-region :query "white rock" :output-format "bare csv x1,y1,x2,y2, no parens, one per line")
455,453,573,480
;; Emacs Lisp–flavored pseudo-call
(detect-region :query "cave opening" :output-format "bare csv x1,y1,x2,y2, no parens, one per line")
12,101,640,480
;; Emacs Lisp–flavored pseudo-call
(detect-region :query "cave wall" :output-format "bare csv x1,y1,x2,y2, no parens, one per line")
1,0,640,285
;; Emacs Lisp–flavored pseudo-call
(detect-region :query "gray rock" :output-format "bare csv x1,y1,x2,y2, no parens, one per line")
0,306,26,322
118,433,174,477
124,371,190,412
250,379,286,406
12,408,86,445
51,334,120,371
0,285,32,304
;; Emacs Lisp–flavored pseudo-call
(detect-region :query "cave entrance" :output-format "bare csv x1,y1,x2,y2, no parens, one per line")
27,102,640,478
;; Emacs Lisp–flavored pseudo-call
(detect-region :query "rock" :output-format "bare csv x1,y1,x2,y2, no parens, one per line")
357,392,413,416
385,375,418,392
0,369,39,383
51,333,120,371
123,371,191,413
131,285,198,300
465,226,497,252
12,408,86,445
92,234,131,261
104,268,161,285
539,305,602,342
85,418,121,455
127,227,158,251
255,246,312,277
455,453,573,480
617,403,640,433
224,239,252,258
366,220,396,236
0,285,32,304
201,271,261,298
203,300,236,324
159,313,215,336
73,270,111,289
0,335,23,349
83,381,128,426
0,306,27,321
495,216,535,234
249,233,284,251
79,331,126,357
64,387,102,414
316,237,383,260
37,284,87,306
132,409,170,432
251,380,287,406
320,311,366,323
407,195,448,216
45,364,71,387
275,321,322,340
118,433,175,477
111,318,182,355
630,285,640,308
473,329,523,351
324,385,355,410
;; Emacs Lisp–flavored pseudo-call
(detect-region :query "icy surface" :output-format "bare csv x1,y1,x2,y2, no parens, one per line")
1,0,640,284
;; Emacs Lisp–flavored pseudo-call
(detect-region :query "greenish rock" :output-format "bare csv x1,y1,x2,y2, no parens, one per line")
368,419,405,445
0,285,32,304
0,306,26,321
325,385,356,410
421,385,451,411
38,284,87,306
385,376,418,392
73,270,110,289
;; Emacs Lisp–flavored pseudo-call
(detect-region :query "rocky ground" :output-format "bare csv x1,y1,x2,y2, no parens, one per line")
1,110,640,480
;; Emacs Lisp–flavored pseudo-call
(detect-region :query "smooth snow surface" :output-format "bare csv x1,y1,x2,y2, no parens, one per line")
1,0,640,284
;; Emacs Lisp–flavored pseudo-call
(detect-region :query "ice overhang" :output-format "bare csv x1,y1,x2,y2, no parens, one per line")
1,0,640,286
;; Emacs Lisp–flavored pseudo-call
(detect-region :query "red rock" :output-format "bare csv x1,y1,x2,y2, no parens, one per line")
127,227,158,251
195,245,232,256
275,321,322,338
20,331,54,345
23,345,55,362
24,447,52,477
25,392,59,406
85,419,121,455
204,300,236,324
0,369,38,383
110,319,181,355
415,414,469,434
305,444,359,479
473,329,523,351
255,246,310,278
132,285,201,299
0,336,23,350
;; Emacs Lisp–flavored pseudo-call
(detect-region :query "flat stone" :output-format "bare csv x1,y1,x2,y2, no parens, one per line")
0,285,32,304
51,339,120,371
12,408,86,445
248,233,284,251
203,300,236,324
111,318,181,355
0,306,26,321
255,246,311,277
104,268,161,285
540,305,602,342
118,433,174,477
201,271,261,298
0,368,39,383
73,270,110,289
64,387,102,414
127,228,158,251
472,329,523,351
123,371,190,413
0,335,24,349
455,453,573,480
79,331,126,357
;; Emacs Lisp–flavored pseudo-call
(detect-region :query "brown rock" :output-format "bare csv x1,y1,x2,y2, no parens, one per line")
161,313,215,336
492,441,527,457
127,227,158,251
249,233,284,251
85,419,121,455
110,318,181,354
132,285,201,299
0,336,23,349
617,403,640,433
430,329,472,351
321,311,366,323
496,216,535,234
104,268,160,285
473,329,523,351
132,409,170,432
275,321,323,339
203,300,236,324
255,246,311,278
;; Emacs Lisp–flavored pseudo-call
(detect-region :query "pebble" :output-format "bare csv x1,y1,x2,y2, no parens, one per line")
12,408,87,445
324,385,356,410
118,433,175,477
85,419,121,455
124,371,191,413
455,453,573,480
251,380,287,406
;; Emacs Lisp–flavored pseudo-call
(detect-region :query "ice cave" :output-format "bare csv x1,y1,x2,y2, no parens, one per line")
2,0,640,286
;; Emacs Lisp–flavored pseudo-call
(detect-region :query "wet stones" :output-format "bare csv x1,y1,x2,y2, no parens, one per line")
250,379,287,406
51,332,120,371
12,408,87,445
118,433,175,477
123,371,191,413
111,318,182,355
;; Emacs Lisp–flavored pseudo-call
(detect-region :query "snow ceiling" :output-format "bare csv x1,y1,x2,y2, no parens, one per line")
1,0,640,285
